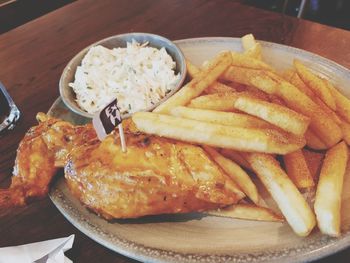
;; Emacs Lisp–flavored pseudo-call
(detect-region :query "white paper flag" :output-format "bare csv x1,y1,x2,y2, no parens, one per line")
93,98,126,152
0,235,74,263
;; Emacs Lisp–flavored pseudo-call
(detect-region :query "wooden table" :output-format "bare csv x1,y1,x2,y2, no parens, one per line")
0,0,349,262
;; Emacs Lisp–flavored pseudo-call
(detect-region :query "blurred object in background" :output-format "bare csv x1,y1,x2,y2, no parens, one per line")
0,0,75,34
0,0,15,7
243,0,350,31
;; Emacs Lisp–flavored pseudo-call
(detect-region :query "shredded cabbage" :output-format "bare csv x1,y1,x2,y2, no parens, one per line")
69,41,180,114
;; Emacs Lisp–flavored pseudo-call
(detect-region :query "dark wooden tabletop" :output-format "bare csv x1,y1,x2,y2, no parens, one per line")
0,0,349,262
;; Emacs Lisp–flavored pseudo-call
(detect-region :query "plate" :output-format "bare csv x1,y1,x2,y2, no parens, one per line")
48,37,350,263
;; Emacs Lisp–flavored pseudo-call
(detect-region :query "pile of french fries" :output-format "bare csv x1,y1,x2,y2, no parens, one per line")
132,34,350,237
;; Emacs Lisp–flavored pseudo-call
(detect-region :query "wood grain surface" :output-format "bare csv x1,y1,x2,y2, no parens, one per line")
0,0,349,262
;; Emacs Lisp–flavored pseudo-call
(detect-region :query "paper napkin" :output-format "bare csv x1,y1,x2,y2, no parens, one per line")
0,235,74,263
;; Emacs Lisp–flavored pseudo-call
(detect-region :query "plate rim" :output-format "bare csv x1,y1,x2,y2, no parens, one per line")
49,36,350,263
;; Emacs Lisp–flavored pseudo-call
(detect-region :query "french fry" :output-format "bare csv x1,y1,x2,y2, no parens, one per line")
289,71,314,98
186,59,200,78
277,79,342,147
188,92,238,111
204,146,260,204
132,112,306,154
246,45,262,60
290,72,342,125
294,59,336,110
220,149,253,171
207,204,284,222
325,79,350,124
222,67,342,147
304,129,328,150
241,34,256,51
185,59,235,94
201,60,210,68
283,149,314,189
316,99,342,126
189,92,310,136
241,33,262,60
227,81,247,91
268,94,285,105
205,82,236,94
314,141,348,237
243,152,316,236
245,86,270,101
223,66,278,94
281,69,295,82
230,51,272,71
170,106,272,129
339,119,350,145
302,149,325,182
233,95,310,136
153,51,232,114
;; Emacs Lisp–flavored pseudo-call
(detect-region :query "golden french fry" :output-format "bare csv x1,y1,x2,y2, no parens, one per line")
208,204,284,222
289,71,314,98
283,149,314,189
302,149,325,182
304,129,328,150
243,153,316,236
219,149,253,171
223,66,278,94
188,92,238,111
314,141,348,237
246,45,262,60
294,60,336,110
268,94,285,105
243,85,270,101
170,106,272,129
204,146,259,204
277,79,342,147
241,34,256,51
154,51,232,114
210,83,268,100
227,81,247,91
281,69,295,82
241,34,262,60
185,59,235,94
233,95,310,136
205,82,236,94
339,119,350,145
201,60,210,69
231,51,272,71
189,92,310,136
223,67,342,146
325,79,350,124
132,112,306,154
186,59,200,78
290,72,342,125
316,99,342,125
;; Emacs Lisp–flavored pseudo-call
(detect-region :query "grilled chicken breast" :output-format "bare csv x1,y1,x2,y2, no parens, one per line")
66,132,243,219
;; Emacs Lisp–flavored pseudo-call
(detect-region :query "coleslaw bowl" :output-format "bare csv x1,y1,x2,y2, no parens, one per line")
59,33,186,119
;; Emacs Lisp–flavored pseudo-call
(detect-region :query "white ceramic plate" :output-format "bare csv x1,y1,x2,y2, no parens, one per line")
48,37,350,263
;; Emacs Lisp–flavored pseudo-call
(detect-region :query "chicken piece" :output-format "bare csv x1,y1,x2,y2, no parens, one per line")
0,113,96,207
0,113,244,219
65,132,244,219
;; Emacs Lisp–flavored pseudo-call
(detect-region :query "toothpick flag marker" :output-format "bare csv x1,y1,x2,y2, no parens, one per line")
93,98,127,152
